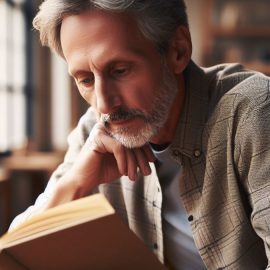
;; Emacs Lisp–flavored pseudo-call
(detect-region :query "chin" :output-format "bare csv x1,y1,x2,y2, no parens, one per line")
113,134,148,148
111,124,157,149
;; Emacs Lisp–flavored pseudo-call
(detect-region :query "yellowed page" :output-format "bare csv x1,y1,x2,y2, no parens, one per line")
0,194,114,249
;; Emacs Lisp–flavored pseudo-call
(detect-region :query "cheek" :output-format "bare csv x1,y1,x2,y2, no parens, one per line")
128,75,160,107
78,88,95,106
120,84,156,113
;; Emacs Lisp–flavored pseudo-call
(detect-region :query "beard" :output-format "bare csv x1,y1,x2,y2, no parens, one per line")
100,63,179,148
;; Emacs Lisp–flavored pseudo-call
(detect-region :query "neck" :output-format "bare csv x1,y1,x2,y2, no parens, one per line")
150,75,185,145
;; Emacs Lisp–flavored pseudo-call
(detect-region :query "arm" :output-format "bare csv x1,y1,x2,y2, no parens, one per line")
9,108,154,229
235,78,270,265
45,121,155,207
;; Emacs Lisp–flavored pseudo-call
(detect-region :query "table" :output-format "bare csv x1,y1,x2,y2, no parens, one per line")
1,151,64,233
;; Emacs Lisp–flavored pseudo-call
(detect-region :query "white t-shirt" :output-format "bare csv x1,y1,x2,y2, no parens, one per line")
152,145,205,270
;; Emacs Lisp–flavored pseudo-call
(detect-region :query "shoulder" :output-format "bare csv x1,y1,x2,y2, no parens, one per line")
216,64,269,99
203,63,270,120
204,63,269,96
67,107,98,145
221,70,269,121
202,64,270,144
186,61,269,111
78,107,98,133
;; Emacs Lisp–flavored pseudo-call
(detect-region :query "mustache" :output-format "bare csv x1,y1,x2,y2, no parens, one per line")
100,108,147,124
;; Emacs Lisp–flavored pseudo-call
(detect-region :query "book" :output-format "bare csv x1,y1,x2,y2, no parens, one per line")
0,194,166,270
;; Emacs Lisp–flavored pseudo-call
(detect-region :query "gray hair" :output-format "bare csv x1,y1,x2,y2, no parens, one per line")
33,0,188,57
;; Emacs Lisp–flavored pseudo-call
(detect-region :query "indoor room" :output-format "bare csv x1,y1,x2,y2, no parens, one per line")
0,0,270,268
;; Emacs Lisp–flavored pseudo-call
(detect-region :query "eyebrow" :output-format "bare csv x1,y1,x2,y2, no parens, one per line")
69,47,149,78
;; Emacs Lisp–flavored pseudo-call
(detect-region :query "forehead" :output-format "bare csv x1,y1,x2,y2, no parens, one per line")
60,10,158,73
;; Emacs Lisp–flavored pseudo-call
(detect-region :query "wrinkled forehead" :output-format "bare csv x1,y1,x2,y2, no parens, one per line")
60,10,160,70
61,10,146,51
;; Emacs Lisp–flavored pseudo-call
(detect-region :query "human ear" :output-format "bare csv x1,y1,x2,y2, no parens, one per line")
166,26,192,74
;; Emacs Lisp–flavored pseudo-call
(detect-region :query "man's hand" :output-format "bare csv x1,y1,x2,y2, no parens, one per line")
45,123,155,208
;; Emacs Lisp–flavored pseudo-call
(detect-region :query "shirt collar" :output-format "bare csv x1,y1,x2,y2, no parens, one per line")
170,61,213,159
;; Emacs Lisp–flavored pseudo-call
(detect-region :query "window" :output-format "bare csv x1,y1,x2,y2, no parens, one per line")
0,0,26,152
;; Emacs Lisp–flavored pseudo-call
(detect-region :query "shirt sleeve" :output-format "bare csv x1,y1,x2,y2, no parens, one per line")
9,107,96,230
235,76,270,265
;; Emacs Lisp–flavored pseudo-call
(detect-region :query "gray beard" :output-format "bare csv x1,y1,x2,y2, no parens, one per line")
100,63,179,148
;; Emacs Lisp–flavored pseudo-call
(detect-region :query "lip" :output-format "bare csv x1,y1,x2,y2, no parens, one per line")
109,118,134,126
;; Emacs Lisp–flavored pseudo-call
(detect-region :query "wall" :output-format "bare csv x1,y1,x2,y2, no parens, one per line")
185,0,205,65
51,53,71,151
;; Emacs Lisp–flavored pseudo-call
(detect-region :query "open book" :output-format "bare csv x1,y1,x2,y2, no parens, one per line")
0,194,166,270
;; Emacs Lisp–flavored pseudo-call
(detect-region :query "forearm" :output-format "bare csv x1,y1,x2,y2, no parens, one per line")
8,117,154,230
8,173,96,231
8,182,57,231
41,168,98,210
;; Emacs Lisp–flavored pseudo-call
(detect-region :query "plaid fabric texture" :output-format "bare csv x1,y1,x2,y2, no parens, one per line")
11,61,270,269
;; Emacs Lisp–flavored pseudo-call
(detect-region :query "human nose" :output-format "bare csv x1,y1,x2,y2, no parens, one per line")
95,78,121,114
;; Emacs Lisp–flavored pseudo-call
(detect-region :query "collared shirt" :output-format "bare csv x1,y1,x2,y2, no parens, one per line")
10,61,270,269
153,145,205,269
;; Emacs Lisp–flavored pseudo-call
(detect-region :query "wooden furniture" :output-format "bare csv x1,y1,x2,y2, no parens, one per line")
4,151,63,174
0,151,63,234
202,0,270,75
0,168,11,235
3,151,63,204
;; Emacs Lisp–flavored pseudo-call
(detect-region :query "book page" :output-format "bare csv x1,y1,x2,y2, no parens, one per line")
0,194,114,249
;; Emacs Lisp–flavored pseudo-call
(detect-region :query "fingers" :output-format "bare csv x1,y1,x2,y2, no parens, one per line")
123,145,155,181
110,143,127,176
107,142,155,181
109,144,155,181
133,148,151,176
142,144,156,163
125,149,138,181
91,130,128,176
86,123,155,182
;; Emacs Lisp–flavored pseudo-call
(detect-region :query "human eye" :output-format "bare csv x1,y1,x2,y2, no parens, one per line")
77,74,94,88
111,64,131,78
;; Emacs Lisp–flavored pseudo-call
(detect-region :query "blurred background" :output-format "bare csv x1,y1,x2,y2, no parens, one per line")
0,0,270,234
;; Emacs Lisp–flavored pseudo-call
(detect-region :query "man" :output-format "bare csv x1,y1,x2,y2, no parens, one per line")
10,0,270,269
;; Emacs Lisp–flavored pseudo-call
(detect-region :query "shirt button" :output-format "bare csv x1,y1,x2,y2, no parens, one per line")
194,149,201,157
188,215,194,222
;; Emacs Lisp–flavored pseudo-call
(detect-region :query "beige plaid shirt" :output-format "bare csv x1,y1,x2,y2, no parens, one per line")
11,61,270,269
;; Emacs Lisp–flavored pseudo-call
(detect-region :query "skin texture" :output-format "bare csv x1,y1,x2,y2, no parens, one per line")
44,10,192,208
